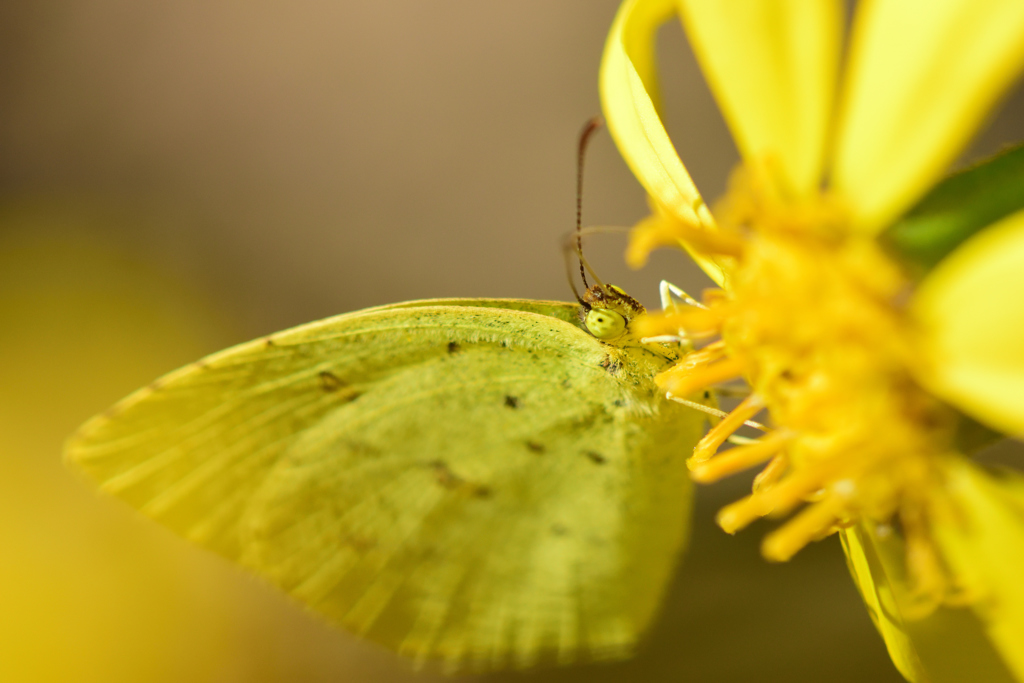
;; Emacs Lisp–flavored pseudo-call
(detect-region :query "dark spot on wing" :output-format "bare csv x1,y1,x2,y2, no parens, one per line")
342,534,378,552
447,341,461,354
346,440,381,458
613,399,625,407
599,355,620,375
500,340,509,348
264,337,276,347
319,370,345,392
704,390,712,399
428,460,463,489
504,395,520,409
551,523,569,537
526,441,545,454
318,371,360,402
585,451,607,465
427,460,491,498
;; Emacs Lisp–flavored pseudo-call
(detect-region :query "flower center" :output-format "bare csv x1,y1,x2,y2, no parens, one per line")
642,163,960,604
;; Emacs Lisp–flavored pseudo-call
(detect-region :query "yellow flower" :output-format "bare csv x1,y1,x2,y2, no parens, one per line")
600,0,1024,680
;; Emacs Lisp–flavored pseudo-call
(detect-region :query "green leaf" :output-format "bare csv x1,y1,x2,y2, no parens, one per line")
882,143,1024,278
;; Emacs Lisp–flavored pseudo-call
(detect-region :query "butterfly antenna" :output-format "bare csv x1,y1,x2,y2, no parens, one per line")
564,243,584,304
563,239,609,304
570,116,607,302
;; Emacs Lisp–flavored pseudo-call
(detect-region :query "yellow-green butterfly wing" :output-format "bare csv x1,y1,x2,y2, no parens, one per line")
66,297,706,671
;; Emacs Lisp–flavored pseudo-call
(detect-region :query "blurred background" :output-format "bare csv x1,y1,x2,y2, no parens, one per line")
2,1,1022,681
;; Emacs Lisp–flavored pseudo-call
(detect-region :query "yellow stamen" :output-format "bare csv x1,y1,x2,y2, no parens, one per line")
635,307,727,339
755,457,849,518
677,340,728,368
690,430,790,483
690,393,766,464
625,213,687,269
716,494,772,535
752,454,788,492
626,209,744,270
655,355,746,397
640,159,963,605
762,494,848,562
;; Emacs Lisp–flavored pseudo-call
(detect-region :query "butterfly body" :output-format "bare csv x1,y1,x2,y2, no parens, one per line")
67,295,707,671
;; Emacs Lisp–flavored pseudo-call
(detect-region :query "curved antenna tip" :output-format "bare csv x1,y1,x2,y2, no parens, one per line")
574,117,604,294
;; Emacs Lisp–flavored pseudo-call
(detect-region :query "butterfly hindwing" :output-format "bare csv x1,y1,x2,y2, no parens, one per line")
66,298,704,670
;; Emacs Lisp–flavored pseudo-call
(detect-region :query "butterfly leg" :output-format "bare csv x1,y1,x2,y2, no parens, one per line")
640,281,707,345
658,280,705,312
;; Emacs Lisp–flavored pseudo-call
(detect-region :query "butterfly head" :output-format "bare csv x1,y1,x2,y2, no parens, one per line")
580,284,645,341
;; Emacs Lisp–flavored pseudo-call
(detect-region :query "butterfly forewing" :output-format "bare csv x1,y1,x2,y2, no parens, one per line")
66,298,705,671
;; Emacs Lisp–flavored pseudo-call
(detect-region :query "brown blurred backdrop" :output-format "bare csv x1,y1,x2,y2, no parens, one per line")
2,2,1022,682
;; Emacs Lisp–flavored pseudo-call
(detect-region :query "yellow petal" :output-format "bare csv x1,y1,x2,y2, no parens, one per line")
675,0,842,198
842,519,1019,682
832,0,1024,232
599,0,708,233
932,458,1024,680
600,0,727,286
841,524,928,682
912,209,1024,437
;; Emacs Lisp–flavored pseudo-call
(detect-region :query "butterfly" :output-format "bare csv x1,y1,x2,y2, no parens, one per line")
65,114,713,671
64,277,711,672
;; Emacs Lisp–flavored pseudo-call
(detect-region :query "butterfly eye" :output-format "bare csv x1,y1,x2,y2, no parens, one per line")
585,308,627,340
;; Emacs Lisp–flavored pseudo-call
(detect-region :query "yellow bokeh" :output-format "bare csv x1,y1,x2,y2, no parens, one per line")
0,207,240,682
0,204,433,683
